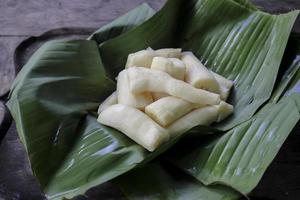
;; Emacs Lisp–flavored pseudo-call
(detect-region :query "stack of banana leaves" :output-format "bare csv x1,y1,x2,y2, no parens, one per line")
7,0,300,199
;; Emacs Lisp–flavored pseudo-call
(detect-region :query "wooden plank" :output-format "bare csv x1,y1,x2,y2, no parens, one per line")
0,0,164,36
0,37,26,98
0,123,47,200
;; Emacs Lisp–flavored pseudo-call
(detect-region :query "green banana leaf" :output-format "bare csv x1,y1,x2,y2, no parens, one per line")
116,95,298,199
114,162,240,200
43,115,146,199
7,4,157,200
167,45,300,195
6,0,300,199
6,39,192,199
179,0,299,130
7,40,129,199
168,97,299,195
112,35,300,200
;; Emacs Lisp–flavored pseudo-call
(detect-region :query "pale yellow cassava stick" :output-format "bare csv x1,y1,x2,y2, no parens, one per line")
210,71,233,101
97,91,117,114
126,67,221,105
98,104,169,152
117,70,153,110
125,49,156,68
182,52,220,94
151,57,185,80
145,96,202,127
168,101,233,136
155,48,182,58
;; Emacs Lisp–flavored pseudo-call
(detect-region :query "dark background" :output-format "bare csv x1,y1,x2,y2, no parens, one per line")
0,0,299,199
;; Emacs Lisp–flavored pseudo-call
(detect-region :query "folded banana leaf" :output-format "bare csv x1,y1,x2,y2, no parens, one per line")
168,96,299,195
7,38,175,199
112,35,300,200
180,0,299,130
6,0,299,199
6,39,192,200
167,39,300,195
115,95,299,199
6,4,157,200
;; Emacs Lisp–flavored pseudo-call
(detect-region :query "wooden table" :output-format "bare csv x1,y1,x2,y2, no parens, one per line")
0,0,299,199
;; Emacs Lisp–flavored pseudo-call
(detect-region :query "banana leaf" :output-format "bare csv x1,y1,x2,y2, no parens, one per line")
6,38,193,199
6,0,300,199
179,0,299,130
112,35,300,200
167,43,300,195
114,95,299,199
114,162,240,200
7,40,125,199
168,97,299,195
6,4,157,200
